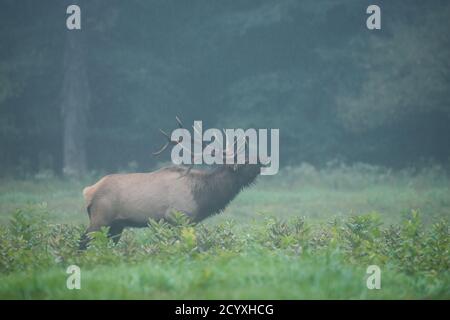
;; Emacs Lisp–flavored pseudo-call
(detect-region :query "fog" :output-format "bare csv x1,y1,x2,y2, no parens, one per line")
1,0,449,177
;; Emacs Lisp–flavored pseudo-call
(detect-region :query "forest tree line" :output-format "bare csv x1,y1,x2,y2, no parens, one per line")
0,0,449,177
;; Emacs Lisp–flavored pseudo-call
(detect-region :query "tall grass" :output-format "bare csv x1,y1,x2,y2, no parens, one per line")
0,163,448,299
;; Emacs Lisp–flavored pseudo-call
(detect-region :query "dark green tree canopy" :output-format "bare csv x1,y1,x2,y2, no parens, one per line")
0,0,449,176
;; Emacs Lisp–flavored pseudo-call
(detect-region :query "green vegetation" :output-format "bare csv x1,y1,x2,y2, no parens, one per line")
1,1,449,300
2,2,450,177
0,164,449,299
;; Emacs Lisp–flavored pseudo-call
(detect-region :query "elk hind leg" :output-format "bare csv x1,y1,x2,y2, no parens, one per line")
79,206,113,250
108,222,124,245
79,224,101,250
79,221,124,250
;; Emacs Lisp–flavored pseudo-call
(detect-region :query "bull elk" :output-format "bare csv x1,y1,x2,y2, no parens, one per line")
79,117,262,249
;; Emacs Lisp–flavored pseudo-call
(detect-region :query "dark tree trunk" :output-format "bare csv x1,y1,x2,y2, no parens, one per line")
61,29,89,178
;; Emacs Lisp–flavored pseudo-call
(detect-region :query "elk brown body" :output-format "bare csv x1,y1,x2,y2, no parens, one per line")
79,117,262,249
79,164,260,249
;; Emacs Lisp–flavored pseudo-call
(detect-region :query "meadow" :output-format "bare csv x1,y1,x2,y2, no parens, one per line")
0,163,449,299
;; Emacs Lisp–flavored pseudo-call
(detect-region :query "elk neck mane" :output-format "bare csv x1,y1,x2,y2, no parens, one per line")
169,165,259,220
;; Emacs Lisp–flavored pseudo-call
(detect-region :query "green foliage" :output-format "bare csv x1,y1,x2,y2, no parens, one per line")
0,203,53,273
196,220,241,252
329,211,449,276
340,213,383,262
143,212,242,255
258,216,309,252
0,204,448,299
82,227,121,265
0,168,450,299
144,211,196,254
0,170,448,299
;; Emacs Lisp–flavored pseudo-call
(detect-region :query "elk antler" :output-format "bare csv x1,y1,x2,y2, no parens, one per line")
153,116,203,178
220,130,247,160
153,116,203,163
154,118,248,166
152,128,181,155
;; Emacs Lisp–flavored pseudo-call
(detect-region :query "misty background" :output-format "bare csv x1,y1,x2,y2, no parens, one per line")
1,0,449,178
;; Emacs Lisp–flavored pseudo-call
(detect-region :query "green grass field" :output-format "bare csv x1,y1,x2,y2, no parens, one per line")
0,163,449,299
